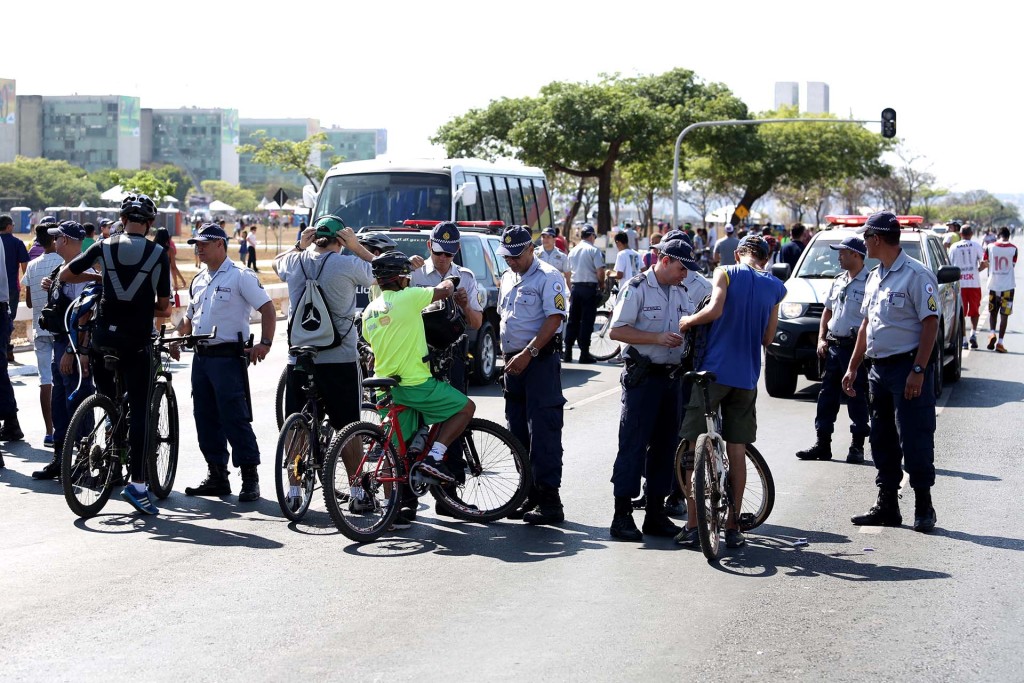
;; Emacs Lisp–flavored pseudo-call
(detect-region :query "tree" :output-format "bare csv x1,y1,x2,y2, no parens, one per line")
200,180,258,213
934,191,1020,226
236,131,335,191
113,170,176,204
868,146,937,215
0,157,100,208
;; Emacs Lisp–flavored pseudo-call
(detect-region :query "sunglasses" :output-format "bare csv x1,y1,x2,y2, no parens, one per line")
431,250,455,258
503,252,527,261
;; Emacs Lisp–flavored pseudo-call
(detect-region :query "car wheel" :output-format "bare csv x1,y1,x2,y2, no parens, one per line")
471,322,498,385
764,353,798,399
944,316,963,384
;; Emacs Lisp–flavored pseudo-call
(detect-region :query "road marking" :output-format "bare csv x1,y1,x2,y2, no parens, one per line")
859,526,883,534
566,386,620,410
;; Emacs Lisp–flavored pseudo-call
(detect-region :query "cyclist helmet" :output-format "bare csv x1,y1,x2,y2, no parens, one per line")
119,193,158,223
358,232,397,254
371,251,412,287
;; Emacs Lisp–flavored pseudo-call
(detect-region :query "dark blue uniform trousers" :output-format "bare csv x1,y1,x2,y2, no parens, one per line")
192,356,260,468
503,353,565,489
565,283,599,353
868,356,935,490
815,343,869,437
612,372,682,499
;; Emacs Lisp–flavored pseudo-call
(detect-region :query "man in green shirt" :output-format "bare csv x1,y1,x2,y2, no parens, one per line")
361,251,475,488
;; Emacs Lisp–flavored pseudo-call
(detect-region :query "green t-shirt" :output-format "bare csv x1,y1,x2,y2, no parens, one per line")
81,237,95,252
362,286,434,387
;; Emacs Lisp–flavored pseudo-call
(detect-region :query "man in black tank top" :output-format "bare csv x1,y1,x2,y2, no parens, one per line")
61,194,171,515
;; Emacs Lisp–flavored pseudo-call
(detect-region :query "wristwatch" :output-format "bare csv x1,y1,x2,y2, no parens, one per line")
260,338,273,347
294,240,303,250
912,364,924,374
526,344,540,358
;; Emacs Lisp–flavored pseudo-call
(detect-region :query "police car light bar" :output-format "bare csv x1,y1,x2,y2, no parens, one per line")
824,215,925,227
402,220,506,229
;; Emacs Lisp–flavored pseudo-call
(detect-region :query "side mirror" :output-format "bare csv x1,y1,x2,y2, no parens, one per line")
454,182,478,207
937,265,960,285
771,263,792,282
302,184,317,209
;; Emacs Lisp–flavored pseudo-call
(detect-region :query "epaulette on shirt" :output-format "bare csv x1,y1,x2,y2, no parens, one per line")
628,273,646,288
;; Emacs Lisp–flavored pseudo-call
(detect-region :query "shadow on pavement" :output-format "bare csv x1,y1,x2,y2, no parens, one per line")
72,496,285,549
933,467,1001,482
943,376,1024,409
3,440,56,464
0,467,66,496
705,523,952,582
931,528,1024,552
559,367,603,390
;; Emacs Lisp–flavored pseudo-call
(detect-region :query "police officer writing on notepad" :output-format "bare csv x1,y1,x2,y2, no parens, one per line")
796,235,870,464
497,225,568,525
607,239,697,541
179,223,277,503
842,211,939,533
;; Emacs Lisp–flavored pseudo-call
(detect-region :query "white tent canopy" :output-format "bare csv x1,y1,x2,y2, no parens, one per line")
208,200,237,213
263,201,281,211
101,185,127,203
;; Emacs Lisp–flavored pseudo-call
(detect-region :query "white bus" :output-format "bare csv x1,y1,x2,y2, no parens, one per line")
308,158,554,232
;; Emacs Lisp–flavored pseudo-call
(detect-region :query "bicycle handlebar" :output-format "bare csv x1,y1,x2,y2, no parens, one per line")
155,324,218,349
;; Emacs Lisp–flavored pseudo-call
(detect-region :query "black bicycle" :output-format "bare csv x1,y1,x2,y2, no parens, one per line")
61,327,215,518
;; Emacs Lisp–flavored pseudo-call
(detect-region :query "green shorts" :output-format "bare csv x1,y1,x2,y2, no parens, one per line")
390,378,469,446
679,381,758,446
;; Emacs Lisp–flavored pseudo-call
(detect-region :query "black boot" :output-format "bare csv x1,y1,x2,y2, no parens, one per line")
851,488,902,526
847,434,866,464
796,432,832,460
523,485,564,526
562,348,574,363
610,496,643,541
577,347,596,364
185,464,231,496
32,455,61,480
507,486,538,520
0,415,24,442
913,487,936,533
238,465,260,502
642,497,681,537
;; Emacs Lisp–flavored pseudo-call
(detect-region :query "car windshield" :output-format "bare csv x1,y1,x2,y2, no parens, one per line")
796,238,922,278
314,172,451,229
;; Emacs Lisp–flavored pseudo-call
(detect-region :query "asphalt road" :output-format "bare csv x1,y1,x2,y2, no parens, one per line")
3,290,1023,681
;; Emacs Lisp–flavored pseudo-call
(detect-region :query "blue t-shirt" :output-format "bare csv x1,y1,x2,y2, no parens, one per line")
700,264,787,390
1,233,29,297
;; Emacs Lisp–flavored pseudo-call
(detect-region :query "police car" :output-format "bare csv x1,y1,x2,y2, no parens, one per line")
351,221,506,385
766,215,963,399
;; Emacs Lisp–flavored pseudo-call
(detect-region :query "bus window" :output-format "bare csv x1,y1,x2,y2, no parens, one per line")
508,177,527,226
475,175,498,222
493,176,513,226
532,178,552,229
521,179,539,230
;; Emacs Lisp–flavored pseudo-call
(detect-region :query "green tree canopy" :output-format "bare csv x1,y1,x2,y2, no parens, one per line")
236,131,336,191
112,170,177,204
0,157,100,209
200,180,258,213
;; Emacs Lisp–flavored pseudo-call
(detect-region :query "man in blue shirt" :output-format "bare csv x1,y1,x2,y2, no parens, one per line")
675,235,787,548
1,214,29,366
780,223,809,272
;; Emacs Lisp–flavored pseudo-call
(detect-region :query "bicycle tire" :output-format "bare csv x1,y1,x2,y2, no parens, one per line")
322,421,400,543
693,433,722,562
430,418,532,522
589,310,620,361
360,401,381,425
275,412,316,522
61,394,119,519
739,444,775,531
275,366,288,431
147,382,179,500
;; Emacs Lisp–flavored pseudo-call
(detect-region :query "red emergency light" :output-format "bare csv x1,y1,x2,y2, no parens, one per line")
824,215,924,227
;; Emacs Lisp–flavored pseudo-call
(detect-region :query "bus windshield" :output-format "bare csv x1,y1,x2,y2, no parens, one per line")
314,172,451,228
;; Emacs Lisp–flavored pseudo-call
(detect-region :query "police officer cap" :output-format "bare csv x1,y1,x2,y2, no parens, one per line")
661,229,687,243
47,220,86,241
39,215,58,226
829,235,867,257
580,224,596,238
430,221,461,254
187,223,229,244
541,227,556,236
858,211,901,235
657,239,700,269
98,218,113,228
496,225,533,257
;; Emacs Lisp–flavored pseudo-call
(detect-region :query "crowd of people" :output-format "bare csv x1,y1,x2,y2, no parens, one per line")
0,206,1017,549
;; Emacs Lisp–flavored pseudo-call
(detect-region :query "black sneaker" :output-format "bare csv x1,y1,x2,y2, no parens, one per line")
610,513,643,541
674,526,698,546
418,459,456,484
725,529,746,548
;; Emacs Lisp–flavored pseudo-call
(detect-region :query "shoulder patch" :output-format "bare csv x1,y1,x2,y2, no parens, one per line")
554,293,566,311
628,273,646,288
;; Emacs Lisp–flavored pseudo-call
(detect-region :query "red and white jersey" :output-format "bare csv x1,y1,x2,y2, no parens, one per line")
948,239,985,289
985,240,1018,293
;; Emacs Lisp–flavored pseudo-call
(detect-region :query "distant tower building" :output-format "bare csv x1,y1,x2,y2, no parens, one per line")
0,77,16,163
774,82,799,110
806,82,830,114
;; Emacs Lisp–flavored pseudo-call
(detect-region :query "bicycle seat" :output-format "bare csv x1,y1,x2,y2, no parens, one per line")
362,376,399,389
289,345,320,360
684,370,717,386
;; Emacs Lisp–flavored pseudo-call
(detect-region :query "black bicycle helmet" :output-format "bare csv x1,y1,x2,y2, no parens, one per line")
358,232,397,254
371,251,413,286
119,193,157,222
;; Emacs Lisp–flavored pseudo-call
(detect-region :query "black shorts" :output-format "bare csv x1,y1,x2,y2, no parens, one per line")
285,361,361,429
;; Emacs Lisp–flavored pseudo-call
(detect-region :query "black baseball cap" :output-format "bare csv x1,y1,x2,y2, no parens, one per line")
657,239,700,270
497,225,533,257
187,223,229,244
48,220,86,241
858,211,902,235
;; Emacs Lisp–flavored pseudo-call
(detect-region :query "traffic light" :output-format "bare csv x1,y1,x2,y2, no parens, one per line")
881,108,897,138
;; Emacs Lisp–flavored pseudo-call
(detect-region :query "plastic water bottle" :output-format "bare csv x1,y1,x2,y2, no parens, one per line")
409,425,429,455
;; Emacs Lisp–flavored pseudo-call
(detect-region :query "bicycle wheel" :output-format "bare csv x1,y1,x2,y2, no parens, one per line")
275,412,315,522
589,310,620,361
692,433,722,561
61,394,119,519
431,418,531,522
360,401,381,425
147,381,179,500
739,444,775,531
275,366,288,431
322,421,400,543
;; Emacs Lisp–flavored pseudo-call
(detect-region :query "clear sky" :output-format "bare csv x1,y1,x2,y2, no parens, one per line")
4,1,1018,195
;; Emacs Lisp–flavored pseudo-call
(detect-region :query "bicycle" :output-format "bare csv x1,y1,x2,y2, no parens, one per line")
589,280,621,362
61,327,215,519
673,370,775,561
321,376,532,543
